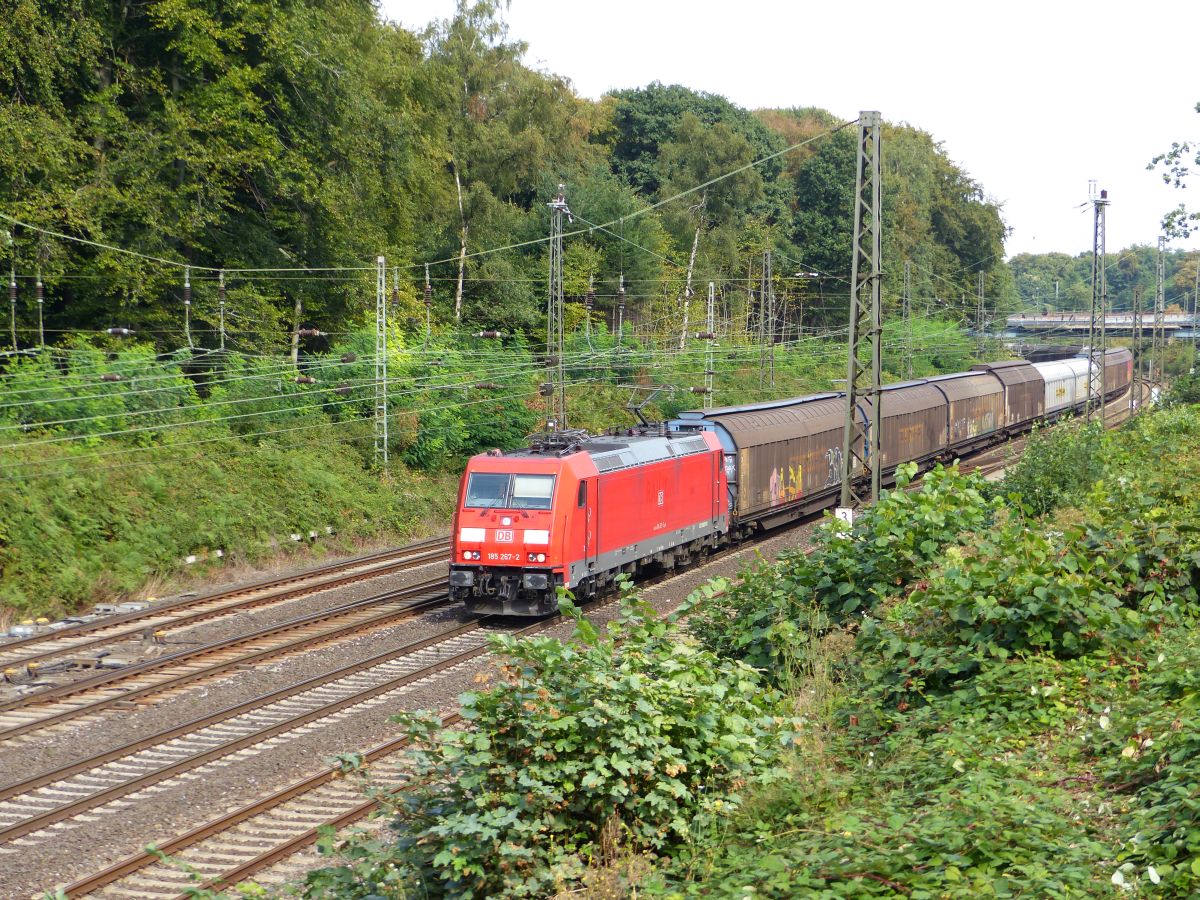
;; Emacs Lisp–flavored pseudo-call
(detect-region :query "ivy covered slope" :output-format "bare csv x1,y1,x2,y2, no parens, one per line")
288,399,1200,899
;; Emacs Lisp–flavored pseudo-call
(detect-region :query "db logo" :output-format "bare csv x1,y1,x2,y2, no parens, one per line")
657,490,664,507
495,529,514,543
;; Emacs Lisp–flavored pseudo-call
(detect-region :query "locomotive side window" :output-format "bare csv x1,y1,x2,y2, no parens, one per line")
511,474,555,510
465,472,510,508
577,481,587,507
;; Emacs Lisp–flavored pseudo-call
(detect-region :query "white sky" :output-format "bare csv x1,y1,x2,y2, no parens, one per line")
383,0,1200,261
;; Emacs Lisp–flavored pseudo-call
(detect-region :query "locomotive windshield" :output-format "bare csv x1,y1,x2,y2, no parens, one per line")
511,474,555,509
464,473,555,510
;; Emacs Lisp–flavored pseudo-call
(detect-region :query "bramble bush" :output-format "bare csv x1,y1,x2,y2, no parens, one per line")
996,417,1106,516
1091,632,1200,893
302,590,800,900
688,463,995,677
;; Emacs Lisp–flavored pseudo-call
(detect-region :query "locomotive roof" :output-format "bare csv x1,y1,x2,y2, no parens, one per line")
497,430,713,472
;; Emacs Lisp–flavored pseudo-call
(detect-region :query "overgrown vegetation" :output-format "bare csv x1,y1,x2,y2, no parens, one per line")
300,590,800,900
264,403,1200,899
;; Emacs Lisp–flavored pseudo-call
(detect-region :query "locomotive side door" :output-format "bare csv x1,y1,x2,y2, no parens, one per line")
582,477,598,573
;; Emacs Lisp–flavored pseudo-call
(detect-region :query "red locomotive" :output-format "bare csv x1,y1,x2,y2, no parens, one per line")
449,428,728,615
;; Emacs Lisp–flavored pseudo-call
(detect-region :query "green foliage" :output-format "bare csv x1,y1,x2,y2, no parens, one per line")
688,463,995,677
0,427,457,618
996,418,1105,515
302,591,797,900
1149,101,1200,239
1165,368,1200,406
1093,633,1200,893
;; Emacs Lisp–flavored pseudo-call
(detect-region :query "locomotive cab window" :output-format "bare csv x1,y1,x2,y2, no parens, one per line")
511,474,555,510
464,472,510,509
577,481,587,507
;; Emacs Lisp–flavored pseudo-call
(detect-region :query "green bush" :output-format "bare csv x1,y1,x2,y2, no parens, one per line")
688,463,994,677
997,417,1105,516
1092,634,1200,893
302,591,799,900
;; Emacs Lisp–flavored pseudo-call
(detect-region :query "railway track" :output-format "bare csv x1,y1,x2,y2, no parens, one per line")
56,592,622,900
0,579,457,742
0,584,505,847
0,537,450,676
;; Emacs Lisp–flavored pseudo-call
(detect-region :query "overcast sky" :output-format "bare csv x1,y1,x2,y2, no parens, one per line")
383,0,1200,261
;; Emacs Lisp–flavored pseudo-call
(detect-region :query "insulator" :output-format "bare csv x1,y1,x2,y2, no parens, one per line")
391,287,400,306
298,328,323,338
474,381,500,390
705,369,716,376
8,278,14,304
340,352,357,363
100,373,124,382
105,327,135,336
183,271,191,306
544,354,559,366
428,358,444,366
294,375,316,385
424,283,432,308
218,272,226,304
694,331,716,339
475,330,503,338
36,278,43,304
334,384,352,396
689,386,711,394
585,288,595,311
539,382,554,397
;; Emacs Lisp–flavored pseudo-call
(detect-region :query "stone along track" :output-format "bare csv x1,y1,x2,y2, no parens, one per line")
0,588,515,853
0,537,451,677
0,575,454,742
58,594,635,900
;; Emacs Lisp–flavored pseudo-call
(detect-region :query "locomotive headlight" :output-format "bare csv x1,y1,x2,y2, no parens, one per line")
501,516,512,526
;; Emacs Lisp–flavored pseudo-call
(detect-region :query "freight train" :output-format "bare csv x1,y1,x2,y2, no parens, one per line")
449,348,1134,615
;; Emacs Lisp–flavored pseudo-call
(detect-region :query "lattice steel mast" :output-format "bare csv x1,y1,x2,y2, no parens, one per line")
704,281,716,409
1086,186,1109,422
546,185,570,431
902,261,912,379
374,255,388,469
1154,236,1166,391
1131,285,1143,409
839,111,883,510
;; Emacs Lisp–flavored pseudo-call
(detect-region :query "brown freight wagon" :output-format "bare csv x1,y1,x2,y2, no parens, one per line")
1102,347,1133,397
971,359,1044,430
669,395,863,530
865,382,949,471
924,371,1005,454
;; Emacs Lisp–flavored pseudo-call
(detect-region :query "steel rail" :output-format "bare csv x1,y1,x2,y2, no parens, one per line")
0,539,449,674
61,612,578,898
0,587,456,741
0,616,525,849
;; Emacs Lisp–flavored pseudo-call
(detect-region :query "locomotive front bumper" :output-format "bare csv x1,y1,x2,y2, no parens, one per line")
448,565,557,616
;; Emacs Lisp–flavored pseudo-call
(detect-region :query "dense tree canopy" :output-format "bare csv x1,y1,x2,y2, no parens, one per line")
1,0,1012,351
